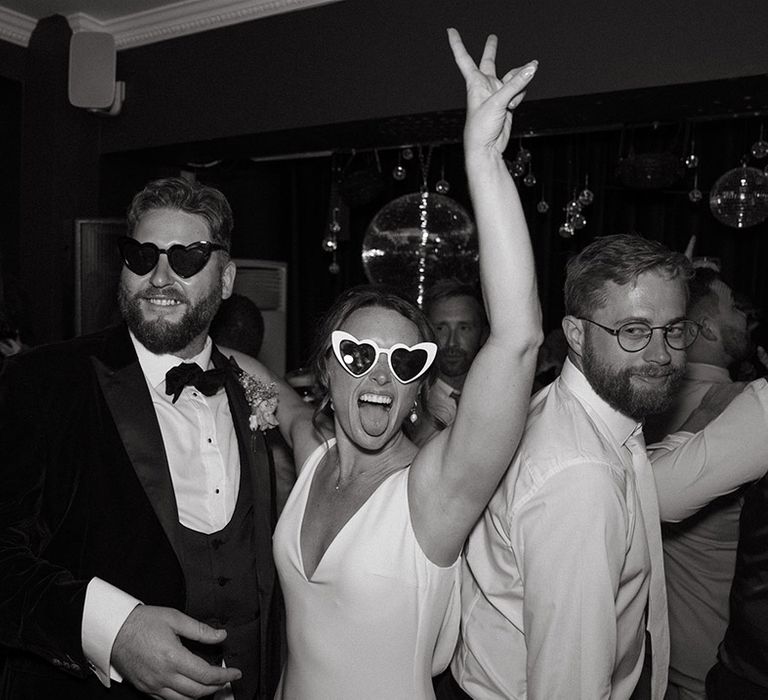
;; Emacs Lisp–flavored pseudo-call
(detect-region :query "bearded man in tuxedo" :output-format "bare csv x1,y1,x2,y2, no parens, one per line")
0,177,281,699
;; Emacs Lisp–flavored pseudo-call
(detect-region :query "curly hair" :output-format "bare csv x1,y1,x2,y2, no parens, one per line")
126,177,233,250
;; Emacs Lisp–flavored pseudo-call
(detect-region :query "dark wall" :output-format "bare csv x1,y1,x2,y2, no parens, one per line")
0,38,25,81
5,0,768,346
100,0,768,154
18,16,101,344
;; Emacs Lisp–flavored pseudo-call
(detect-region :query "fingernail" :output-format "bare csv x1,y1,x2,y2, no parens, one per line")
522,61,538,79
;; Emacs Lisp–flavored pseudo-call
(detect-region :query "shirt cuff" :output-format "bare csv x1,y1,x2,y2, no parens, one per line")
81,577,142,687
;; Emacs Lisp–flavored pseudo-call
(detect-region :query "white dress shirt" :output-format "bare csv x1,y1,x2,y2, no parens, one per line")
453,359,768,700
81,333,240,687
453,359,651,699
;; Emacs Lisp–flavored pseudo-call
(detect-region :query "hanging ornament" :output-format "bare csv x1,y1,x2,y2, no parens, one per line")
401,147,414,161
751,124,768,160
536,199,550,214
578,189,594,206
512,160,526,178
684,131,699,169
514,138,531,164
322,206,341,254
709,161,768,228
558,222,575,238
523,164,537,187
362,145,477,306
435,154,450,194
688,171,702,203
392,150,406,181
321,236,338,252
571,212,587,229
566,199,582,215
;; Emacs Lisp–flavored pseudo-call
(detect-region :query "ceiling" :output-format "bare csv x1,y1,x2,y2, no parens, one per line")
0,0,342,48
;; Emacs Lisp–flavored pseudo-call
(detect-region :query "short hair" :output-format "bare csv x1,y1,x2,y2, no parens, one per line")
686,267,722,320
126,177,233,249
564,234,693,317
210,293,265,358
309,284,437,430
423,278,487,328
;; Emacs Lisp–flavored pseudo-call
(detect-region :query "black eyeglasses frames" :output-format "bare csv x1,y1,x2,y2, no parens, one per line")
579,317,701,352
118,237,228,279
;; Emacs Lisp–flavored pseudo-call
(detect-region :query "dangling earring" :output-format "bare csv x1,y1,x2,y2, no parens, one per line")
409,401,418,423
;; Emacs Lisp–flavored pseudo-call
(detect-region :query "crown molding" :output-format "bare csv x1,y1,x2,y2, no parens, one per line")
0,5,35,46
1,0,344,50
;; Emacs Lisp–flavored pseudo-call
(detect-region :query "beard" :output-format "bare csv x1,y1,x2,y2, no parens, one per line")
438,347,473,378
582,346,685,421
118,279,223,355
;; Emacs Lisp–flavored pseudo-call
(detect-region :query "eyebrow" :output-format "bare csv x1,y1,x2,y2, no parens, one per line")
613,315,688,326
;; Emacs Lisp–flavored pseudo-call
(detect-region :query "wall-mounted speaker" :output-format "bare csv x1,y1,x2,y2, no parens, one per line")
69,32,124,114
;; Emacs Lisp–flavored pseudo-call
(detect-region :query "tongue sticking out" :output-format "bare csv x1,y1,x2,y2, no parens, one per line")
358,394,392,436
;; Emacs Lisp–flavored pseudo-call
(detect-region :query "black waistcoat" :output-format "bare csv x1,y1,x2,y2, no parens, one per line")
178,460,261,700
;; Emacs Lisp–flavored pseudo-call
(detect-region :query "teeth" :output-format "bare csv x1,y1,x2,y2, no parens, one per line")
147,298,180,306
359,393,392,405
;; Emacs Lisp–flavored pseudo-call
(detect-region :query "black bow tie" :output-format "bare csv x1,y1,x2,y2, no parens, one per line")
165,362,227,404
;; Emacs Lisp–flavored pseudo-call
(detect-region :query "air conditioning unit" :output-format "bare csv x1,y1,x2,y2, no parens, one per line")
232,259,288,377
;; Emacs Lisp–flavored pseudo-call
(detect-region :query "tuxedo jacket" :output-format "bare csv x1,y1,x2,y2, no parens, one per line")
0,324,281,699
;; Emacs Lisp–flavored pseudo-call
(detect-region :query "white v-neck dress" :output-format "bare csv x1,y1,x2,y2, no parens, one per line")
273,440,461,699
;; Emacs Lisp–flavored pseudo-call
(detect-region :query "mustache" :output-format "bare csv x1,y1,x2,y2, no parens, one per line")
632,366,677,378
441,347,467,358
137,289,187,303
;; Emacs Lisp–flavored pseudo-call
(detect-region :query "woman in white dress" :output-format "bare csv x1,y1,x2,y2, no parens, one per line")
234,29,541,699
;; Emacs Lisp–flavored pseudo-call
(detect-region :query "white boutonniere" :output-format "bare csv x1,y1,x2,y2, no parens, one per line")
235,370,279,432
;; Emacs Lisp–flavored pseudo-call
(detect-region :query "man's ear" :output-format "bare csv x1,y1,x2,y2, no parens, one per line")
221,260,237,300
697,317,718,342
562,315,585,357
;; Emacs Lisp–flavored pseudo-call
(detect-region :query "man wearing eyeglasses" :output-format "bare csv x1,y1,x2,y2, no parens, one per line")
0,177,281,699
445,234,768,700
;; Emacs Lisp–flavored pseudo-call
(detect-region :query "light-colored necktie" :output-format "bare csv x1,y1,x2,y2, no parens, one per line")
625,428,669,699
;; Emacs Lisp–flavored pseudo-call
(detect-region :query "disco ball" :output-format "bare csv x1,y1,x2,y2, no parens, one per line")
362,192,477,306
709,164,768,229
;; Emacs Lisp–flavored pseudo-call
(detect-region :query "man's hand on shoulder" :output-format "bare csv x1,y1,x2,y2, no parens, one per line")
111,605,241,699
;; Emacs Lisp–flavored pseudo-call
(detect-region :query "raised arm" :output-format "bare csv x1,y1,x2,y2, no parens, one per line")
411,30,542,563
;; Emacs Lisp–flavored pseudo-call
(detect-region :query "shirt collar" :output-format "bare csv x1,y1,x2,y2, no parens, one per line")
559,358,640,447
433,377,459,399
684,361,731,384
129,331,214,390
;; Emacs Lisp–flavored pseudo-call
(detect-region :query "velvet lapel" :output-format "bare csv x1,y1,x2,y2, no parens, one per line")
213,347,276,604
91,325,182,560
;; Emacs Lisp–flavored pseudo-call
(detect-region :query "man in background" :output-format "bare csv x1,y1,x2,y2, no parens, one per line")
644,268,751,700
411,278,487,445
